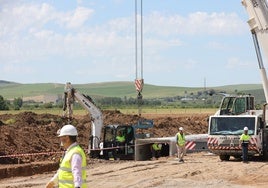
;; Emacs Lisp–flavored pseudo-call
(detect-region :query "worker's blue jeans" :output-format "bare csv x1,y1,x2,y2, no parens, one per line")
242,143,248,162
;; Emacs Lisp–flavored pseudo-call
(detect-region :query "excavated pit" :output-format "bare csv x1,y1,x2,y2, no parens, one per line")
0,110,210,178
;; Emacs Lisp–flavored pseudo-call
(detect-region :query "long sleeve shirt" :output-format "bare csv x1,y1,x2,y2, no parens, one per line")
50,142,83,187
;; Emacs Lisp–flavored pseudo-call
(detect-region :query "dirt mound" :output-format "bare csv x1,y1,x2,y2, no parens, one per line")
0,110,211,178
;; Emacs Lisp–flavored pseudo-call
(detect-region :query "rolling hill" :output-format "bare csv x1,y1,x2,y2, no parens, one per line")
0,80,265,103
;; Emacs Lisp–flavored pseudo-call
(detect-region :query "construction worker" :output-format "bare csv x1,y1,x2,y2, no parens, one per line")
151,143,162,160
239,126,251,163
46,124,87,188
116,130,126,155
116,130,126,143
176,127,186,162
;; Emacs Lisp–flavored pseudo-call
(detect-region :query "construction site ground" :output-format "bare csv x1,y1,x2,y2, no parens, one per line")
1,110,268,187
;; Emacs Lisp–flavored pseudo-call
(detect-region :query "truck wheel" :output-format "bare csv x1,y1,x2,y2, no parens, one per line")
219,155,230,161
262,150,268,161
233,155,241,160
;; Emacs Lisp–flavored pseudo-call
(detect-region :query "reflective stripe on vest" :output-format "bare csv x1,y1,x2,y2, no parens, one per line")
177,133,186,146
240,134,251,143
58,145,87,188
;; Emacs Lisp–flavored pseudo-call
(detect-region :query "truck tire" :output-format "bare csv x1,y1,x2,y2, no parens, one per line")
233,155,241,160
262,149,268,161
219,155,230,161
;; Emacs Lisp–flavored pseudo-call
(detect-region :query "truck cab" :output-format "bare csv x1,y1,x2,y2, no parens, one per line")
218,95,255,115
208,95,268,160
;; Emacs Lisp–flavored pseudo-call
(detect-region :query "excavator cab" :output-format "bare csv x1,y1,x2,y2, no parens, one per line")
102,119,154,160
102,125,135,160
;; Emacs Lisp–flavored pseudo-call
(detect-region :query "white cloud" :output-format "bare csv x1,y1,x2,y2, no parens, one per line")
226,57,252,69
145,11,246,36
63,6,94,29
2,63,34,74
0,1,249,85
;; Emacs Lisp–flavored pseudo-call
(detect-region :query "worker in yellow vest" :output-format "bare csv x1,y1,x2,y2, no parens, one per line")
176,127,186,162
116,130,126,143
116,130,126,155
46,124,87,188
239,126,251,163
151,143,162,160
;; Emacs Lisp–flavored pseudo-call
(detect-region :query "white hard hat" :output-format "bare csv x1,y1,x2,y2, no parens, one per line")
179,127,184,131
244,126,248,131
58,124,78,137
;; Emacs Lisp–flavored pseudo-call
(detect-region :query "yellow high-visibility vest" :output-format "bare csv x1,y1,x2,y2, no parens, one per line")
240,134,251,143
58,145,87,188
116,135,125,142
177,133,186,146
152,143,162,151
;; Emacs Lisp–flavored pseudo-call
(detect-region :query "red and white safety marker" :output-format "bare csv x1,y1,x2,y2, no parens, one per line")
185,141,196,150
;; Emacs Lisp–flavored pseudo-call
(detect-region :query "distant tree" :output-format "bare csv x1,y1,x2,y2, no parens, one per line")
43,102,53,108
208,89,216,96
0,95,9,110
13,97,23,110
197,91,203,97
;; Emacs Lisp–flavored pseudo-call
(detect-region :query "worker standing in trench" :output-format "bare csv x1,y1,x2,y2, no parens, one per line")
46,124,87,188
151,143,162,160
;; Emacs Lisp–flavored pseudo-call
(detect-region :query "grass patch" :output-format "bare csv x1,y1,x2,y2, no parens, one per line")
4,118,16,125
0,108,217,116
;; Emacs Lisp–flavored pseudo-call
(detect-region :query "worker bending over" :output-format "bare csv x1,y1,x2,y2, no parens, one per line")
151,143,162,160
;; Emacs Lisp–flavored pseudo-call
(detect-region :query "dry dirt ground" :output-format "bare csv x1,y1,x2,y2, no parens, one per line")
1,111,268,187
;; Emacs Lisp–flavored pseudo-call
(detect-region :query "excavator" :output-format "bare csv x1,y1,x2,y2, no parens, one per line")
207,0,268,161
63,82,155,160
62,83,208,160
63,82,103,158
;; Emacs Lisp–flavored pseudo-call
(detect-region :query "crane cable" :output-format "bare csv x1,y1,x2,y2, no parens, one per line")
135,0,144,116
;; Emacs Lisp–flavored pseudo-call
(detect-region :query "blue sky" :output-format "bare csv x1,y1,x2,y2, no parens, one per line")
0,0,266,87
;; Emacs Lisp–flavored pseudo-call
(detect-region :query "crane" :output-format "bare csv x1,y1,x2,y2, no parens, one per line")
242,0,268,102
207,0,268,161
134,0,144,117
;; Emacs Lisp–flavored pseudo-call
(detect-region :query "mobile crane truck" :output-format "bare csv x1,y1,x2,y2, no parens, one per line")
207,0,268,161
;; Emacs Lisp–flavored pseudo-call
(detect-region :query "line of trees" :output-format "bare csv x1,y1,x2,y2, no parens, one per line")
0,95,23,110
0,92,224,111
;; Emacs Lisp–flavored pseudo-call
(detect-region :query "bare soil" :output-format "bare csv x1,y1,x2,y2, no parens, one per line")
0,111,209,178
6,110,266,187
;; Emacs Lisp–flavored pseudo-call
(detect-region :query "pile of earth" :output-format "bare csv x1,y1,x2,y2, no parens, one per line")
0,110,211,178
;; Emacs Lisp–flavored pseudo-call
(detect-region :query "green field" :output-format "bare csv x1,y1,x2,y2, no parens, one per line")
0,81,265,100
0,107,217,116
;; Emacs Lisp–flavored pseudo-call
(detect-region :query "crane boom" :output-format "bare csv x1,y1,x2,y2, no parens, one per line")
242,0,268,102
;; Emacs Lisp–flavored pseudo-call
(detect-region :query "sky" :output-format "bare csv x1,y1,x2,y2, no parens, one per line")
0,0,267,87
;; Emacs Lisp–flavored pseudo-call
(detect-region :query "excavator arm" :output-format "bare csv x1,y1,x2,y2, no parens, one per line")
63,82,103,156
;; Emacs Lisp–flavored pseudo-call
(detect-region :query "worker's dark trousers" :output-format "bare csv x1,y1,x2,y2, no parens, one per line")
152,150,161,158
242,143,248,162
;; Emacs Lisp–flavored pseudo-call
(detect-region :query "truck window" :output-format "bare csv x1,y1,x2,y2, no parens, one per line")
209,117,255,135
104,127,115,142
